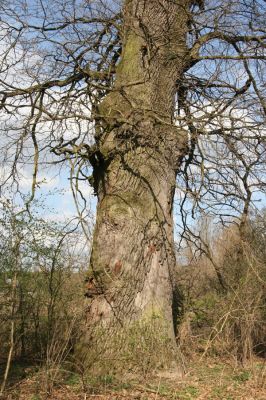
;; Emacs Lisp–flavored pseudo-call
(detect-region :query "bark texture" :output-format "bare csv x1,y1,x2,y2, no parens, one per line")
82,0,191,373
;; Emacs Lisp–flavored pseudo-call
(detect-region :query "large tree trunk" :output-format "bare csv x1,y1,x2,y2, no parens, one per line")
81,0,190,374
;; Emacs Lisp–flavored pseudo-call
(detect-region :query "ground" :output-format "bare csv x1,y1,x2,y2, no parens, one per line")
1,355,265,399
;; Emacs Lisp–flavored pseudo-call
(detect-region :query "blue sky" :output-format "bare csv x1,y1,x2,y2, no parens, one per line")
1,0,265,242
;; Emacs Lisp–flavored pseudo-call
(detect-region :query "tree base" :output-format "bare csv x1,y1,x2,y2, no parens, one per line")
76,311,183,378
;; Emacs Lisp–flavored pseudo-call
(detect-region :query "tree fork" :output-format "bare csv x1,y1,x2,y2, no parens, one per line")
80,0,191,374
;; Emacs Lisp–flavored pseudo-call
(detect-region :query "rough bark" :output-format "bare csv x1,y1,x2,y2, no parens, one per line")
81,0,191,374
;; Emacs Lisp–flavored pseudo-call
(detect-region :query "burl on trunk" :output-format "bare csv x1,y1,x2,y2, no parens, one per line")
80,0,190,373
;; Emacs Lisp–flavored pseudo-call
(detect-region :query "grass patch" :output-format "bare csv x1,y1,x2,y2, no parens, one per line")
64,372,81,386
177,385,199,399
232,370,250,383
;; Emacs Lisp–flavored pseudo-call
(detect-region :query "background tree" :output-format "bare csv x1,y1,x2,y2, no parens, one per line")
0,0,265,373
0,199,89,394
176,211,266,365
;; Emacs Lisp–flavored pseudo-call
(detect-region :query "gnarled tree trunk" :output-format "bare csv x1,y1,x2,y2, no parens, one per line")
81,0,190,373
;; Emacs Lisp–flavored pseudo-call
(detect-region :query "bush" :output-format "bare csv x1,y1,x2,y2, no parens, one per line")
176,213,266,364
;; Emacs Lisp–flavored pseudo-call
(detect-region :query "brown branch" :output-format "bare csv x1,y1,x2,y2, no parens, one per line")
0,69,113,101
190,31,266,61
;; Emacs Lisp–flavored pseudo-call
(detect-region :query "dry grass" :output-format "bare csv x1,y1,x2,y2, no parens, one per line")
2,355,265,400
